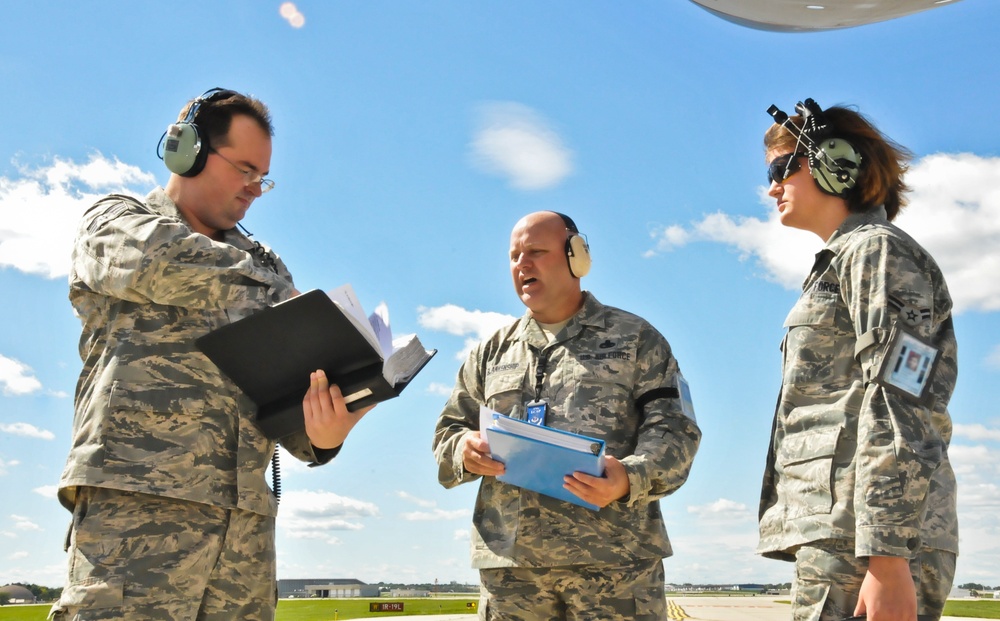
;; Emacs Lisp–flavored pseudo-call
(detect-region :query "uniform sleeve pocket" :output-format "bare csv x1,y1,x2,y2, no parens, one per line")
776,426,841,519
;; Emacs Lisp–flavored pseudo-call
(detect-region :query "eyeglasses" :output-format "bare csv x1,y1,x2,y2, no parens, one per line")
209,148,275,193
767,152,805,185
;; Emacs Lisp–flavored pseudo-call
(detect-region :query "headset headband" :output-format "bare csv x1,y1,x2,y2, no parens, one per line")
182,87,238,125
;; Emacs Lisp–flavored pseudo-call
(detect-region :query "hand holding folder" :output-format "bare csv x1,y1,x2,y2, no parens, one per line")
196,286,436,439
482,407,606,511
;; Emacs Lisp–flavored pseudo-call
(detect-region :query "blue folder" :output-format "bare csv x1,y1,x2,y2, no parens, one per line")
485,413,606,511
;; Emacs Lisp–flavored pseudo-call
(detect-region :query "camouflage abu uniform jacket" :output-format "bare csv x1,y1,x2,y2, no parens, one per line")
434,292,702,568
758,206,959,561
58,188,328,518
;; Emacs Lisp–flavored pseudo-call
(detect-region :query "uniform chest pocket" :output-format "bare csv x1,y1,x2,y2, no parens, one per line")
484,371,526,418
571,359,634,442
781,291,842,382
784,291,839,329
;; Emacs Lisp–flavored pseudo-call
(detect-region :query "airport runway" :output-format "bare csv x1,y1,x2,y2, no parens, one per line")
388,595,982,620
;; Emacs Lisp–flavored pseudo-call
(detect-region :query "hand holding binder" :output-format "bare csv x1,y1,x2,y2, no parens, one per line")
196,286,436,439
483,407,606,511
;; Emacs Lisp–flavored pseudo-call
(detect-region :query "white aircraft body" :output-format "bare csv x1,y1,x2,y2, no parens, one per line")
688,0,963,32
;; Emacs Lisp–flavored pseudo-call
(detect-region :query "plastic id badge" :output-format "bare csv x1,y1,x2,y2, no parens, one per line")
875,323,940,403
677,373,696,423
525,400,548,426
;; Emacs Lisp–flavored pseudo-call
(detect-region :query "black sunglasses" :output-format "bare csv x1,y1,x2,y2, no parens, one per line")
767,152,805,184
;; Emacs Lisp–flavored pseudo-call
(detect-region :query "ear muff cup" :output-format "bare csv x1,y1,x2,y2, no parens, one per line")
566,233,591,278
162,121,210,177
159,88,236,177
809,138,861,198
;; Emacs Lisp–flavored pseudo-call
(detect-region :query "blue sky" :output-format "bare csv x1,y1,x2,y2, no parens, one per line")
1,1,998,589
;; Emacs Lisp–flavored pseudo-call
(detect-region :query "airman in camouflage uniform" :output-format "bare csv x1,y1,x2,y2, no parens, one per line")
758,100,958,621
51,90,366,621
433,212,701,621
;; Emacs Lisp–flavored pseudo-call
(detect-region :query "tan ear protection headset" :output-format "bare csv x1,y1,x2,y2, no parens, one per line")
552,212,591,278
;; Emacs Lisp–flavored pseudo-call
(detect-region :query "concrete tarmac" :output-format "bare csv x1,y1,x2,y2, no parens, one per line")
386,595,983,620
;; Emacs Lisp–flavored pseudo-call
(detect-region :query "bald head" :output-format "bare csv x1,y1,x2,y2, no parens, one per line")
511,211,569,240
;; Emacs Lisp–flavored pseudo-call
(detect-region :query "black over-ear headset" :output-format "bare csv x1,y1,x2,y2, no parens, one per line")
552,212,591,278
157,88,238,177
767,98,862,198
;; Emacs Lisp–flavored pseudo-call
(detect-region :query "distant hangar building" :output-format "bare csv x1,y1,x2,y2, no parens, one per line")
0,584,37,604
278,578,380,599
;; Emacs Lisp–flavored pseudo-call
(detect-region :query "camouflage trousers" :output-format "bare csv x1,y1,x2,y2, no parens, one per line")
478,558,666,621
791,539,956,621
48,487,276,621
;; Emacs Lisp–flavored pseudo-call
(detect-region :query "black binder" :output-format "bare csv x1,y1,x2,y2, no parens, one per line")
196,289,436,439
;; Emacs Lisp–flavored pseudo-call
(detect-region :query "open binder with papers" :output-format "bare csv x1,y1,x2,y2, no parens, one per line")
483,407,606,511
196,286,436,440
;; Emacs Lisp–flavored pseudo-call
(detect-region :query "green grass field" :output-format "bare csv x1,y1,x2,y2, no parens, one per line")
0,597,478,621
275,597,478,620
2,597,998,620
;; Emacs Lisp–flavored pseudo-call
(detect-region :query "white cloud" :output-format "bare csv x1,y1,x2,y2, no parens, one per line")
950,444,1000,479
276,489,379,544
0,354,42,396
33,485,59,499
647,199,820,288
687,498,754,522
948,441,1000,583
953,424,1000,443
949,441,1000,548
401,508,472,521
470,102,573,190
0,562,67,591
418,304,516,360
395,491,471,521
647,153,1000,314
0,422,55,440
0,153,154,279
427,382,454,397
396,490,437,508
453,528,470,541
0,457,20,476
8,551,29,560
10,515,41,531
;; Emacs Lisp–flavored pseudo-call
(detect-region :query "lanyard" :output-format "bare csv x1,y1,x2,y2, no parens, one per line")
532,347,549,402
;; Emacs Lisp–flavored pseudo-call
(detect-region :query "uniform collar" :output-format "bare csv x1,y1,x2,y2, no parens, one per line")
145,187,252,249
802,205,890,287
513,291,605,347
825,205,889,252
145,187,185,221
